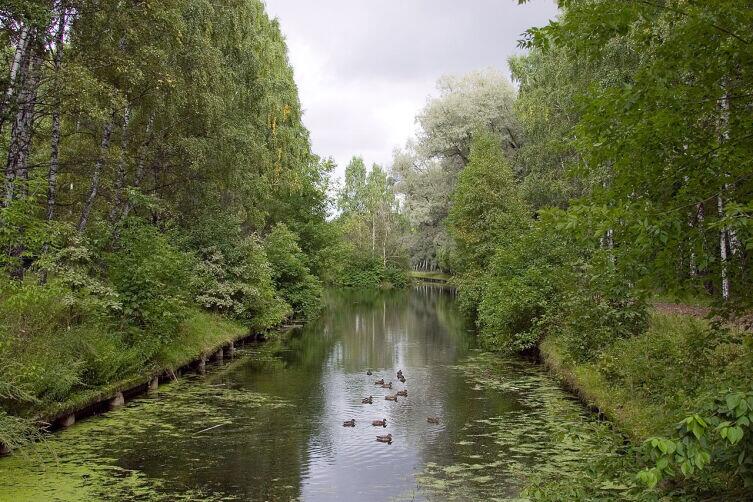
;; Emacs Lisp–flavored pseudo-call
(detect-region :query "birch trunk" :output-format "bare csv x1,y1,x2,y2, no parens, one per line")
717,195,730,301
78,118,115,233
109,105,131,221
0,24,30,134
47,8,68,221
5,43,42,203
717,88,732,301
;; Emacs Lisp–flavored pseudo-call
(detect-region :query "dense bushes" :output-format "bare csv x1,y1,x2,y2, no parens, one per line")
264,223,323,320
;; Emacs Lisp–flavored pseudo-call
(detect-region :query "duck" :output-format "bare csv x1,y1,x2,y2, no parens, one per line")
372,418,387,427
385,394,398,402
396,389,407,397
366,370,373,376
343,419,356,427
374,378,385,385
398,375,406,383
376,433,393,444
396,369,403,378
361,396,373,404
427,416,440,424
380,381,393,389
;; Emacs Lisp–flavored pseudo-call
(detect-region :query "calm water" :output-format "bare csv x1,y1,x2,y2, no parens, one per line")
0,286,612,501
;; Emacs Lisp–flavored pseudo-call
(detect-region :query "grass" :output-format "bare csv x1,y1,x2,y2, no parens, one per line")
540,336,668,441
541,309,752,442
35,310,248,422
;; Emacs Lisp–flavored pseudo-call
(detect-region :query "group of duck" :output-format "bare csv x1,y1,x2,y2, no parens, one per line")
342,368,440,445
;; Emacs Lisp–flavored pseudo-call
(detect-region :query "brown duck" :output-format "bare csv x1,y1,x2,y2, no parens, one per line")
343,419,356,427
376,433,393,444
372,418,387,427
396,369,403,378
380,381,393,389
427,417,440,424
398,375,406,383
374,379,385,385
385,394,398,402
396,389,407,397
361,396,373,404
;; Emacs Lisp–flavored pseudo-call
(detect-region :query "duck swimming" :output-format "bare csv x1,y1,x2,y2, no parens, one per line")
372,418,387,427
343,419,356,427
366,370,373,376
380,381,393,389
385,394,398,402
396,389,407,397
361,396,373,404
398,375,406,383
374,378,385,385
376,434,393,444
427,417,440,424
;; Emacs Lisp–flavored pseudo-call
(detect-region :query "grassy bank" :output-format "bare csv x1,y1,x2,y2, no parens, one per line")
0,308,250,453
536,310,753,497
39,310,249,422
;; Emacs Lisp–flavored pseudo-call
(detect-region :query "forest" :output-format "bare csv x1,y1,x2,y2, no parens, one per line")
0,0,334,449
1,0,752,500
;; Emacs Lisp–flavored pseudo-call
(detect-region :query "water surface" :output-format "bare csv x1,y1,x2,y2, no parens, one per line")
0,286,611,501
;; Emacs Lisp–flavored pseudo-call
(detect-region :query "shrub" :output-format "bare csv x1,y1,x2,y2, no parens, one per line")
264,223,323,320
555,251,648,363
192,235,290,332
106,223,192,351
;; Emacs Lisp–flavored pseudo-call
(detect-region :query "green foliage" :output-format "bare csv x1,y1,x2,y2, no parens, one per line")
0,0,335,447
332,158,409,288
640,390,753,491
192,234,290,332
264,223,322,320
447,131,529,275
475,223,572,352
106,223,191,341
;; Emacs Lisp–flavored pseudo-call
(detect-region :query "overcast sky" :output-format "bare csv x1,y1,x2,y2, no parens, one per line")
263,0,559,179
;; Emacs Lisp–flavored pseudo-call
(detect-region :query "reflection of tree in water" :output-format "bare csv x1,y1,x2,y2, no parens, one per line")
1,286,607,501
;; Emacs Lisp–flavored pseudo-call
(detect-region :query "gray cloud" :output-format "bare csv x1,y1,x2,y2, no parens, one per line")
264,0,558,175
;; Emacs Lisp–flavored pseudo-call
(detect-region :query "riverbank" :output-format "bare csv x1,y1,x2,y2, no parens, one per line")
0,309,283,455
536,309,752,497
541,310,750,442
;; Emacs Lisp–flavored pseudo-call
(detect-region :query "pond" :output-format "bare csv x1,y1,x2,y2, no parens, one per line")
0,285,614,501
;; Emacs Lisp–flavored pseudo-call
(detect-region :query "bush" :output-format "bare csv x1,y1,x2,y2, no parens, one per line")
555,251,648,363
192,235,290,332
474,224,574,352
106,223,192,351
264,223,323,320
337,254,408,289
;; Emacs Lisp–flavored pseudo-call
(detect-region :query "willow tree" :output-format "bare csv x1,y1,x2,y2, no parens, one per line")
394,69,522,272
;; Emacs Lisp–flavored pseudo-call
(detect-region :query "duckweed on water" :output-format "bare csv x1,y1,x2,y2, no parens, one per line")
413,352,639,501
0,377,290,501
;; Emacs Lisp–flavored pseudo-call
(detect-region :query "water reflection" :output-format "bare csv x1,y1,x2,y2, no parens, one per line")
0,286,609,501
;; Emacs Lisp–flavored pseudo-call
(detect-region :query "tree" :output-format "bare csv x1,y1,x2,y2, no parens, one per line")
395,69,522,271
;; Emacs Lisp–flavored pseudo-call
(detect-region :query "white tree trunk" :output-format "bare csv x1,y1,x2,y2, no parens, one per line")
109,105,131,221
47,8,67,220
78,118,114,233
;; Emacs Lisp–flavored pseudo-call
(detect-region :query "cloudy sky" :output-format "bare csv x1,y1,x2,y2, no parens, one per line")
264,0,558,179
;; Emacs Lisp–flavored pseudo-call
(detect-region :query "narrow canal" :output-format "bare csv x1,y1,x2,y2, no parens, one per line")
0,286,613,501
